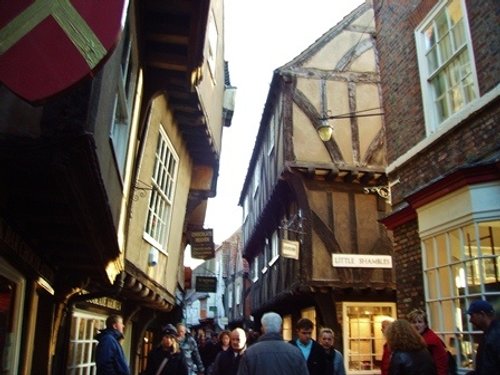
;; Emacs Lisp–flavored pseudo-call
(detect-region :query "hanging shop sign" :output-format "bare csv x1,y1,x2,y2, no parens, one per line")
332,254,392,268
195,276,217,293
281,239,300,260
0,0,129,102
190,229,214,259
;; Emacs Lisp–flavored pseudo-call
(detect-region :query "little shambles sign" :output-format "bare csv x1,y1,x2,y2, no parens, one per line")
332,254,392,268
190,229,214,259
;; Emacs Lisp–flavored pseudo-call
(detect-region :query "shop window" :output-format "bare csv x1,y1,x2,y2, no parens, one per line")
139,330,154,374
301,307,317,340
67,310,106,373
422,221,500,373
0,260,24,374
282,314,292,341
343,302,396,374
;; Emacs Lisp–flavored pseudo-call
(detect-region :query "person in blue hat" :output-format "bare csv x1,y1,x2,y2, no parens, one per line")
466,300,500,375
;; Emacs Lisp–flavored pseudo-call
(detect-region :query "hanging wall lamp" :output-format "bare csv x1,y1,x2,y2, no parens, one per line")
317,107,385,142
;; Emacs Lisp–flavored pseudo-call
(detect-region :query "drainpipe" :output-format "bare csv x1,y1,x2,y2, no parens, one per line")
51,272,126,375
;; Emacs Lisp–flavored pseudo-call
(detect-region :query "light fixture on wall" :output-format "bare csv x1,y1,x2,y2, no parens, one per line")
148,246,159,267
317,107,385,142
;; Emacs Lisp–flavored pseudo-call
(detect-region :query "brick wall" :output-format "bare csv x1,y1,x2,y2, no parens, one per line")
391,101,500,203
374,0,500,169
393,219,425,318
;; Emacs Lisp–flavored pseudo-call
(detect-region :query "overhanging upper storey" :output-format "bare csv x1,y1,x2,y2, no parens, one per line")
139,0,220,168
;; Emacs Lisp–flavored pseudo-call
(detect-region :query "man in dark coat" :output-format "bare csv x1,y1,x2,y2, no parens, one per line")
289,318,327,375
212,328,247,375
467,300,500,375
95,314,130,375
237,312,309,375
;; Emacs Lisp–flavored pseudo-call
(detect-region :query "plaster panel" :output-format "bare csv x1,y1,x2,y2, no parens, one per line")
293,107,331,162
305,31,362,70
332,191,352,252
296,77,321,109
351,48,377,73
312,230,335,279
355,193,379,253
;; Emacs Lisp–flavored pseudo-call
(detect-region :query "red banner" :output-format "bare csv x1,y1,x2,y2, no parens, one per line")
0,0,128,102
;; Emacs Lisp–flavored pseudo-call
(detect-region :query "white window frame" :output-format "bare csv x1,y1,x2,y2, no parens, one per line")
110,13,139,179
342,302,397,374
268,230,280,266
418,182,500,373
144,126,179,252
251,257,259,282
67,309,106,373
415,0,479,135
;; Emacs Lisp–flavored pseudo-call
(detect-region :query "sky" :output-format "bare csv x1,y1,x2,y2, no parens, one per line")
185,0,365,268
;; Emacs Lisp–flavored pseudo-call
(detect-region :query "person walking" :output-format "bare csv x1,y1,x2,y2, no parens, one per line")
95,314,131,375
381,319,393,375
237,312,309,375
144,324,188,375
289,318,327,375
386,319,437,375
215,330,231,353
407,309,448,375
177,323,205,375
198,331,218,375
212,328,247,375
466,300,500,375
318,327,346,375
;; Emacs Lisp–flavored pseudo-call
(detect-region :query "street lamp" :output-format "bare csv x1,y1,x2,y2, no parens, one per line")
317,107,385,142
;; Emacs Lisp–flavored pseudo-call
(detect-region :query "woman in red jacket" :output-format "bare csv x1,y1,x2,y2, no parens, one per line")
407,309,449,375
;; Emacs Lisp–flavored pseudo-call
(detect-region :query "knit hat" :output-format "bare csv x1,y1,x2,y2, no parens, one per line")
467,300,494,314
162,324,178,337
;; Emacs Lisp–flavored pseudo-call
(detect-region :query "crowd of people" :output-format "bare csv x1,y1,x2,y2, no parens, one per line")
94,299,499,375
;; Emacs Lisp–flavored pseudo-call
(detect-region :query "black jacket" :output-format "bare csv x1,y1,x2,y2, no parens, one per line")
212,348,244,375
389,349,437,375
144,347,188,375
289,339,327,375
475,319,500,375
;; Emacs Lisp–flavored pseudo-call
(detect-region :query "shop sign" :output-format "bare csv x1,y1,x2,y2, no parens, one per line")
88,296,122,310
332,254,392,268
190,229,214,259
281,239,299,260
196,276,217,293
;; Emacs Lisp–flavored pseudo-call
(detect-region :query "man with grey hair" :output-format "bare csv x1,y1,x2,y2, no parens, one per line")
237,312,309,375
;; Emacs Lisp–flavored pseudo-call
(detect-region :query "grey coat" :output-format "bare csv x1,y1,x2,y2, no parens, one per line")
237,333,310,375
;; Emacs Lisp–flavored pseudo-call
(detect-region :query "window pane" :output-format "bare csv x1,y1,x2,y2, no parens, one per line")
145,127,178,249
417,0,477,128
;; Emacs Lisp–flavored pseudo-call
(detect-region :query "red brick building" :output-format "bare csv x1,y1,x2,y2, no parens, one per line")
374,0,500,373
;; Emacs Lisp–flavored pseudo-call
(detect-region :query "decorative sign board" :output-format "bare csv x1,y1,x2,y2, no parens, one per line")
190,229,214,259
281,239,299,260
332,254,392,268
196,276,217,293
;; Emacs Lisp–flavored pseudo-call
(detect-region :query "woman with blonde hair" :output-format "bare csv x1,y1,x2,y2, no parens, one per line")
386,319,437,375
407,309,449,375
145,324,188,375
